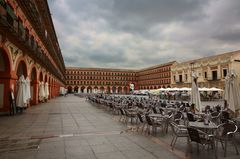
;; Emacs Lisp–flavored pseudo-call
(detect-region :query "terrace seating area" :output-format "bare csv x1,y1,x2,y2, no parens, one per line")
87,94,240,159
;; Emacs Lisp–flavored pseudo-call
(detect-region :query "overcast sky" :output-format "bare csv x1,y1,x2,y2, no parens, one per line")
48,0,240,69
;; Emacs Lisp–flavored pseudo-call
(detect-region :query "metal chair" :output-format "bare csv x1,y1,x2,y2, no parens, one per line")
137,113,146,133
119,108,126,123
211,111,221,125
215,120,239,157
145,115,164,135
187,113,196,122
187,127,215,154
170,122,188,150
125,109,138,124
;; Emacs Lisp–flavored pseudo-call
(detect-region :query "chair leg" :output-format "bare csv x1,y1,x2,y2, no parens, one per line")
197,143,199,154
224,140,227,157
172,137,178,150
141,123,146,134
232,138,239,155
170,136,175,146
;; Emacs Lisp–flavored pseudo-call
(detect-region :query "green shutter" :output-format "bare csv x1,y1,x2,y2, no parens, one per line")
19,21,25,33
6,4,16,19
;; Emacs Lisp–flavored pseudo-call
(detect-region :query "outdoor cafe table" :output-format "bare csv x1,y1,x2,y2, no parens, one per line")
188,121,217,130
188,121,218,159
149,114,171,133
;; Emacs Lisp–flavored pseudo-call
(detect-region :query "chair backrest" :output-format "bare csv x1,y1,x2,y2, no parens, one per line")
137,113,144,123
170,122,178,135
152,107,158,114
218,121,238,137
120,108,125,115
187,127,201,143
145,115,153,126
211,111,220,117
174,112,183,120
187,113,195,122
222,111,230,119
159,108,164,115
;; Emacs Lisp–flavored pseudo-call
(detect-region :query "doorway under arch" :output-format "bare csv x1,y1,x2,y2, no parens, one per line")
0,49,11,112
16,60,27,79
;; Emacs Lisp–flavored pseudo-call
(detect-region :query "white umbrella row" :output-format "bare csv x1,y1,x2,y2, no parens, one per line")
148,87,223,93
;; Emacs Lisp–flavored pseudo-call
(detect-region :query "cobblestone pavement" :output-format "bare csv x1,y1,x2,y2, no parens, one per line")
0,95,239,159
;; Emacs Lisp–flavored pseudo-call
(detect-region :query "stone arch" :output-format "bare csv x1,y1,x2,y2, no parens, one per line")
107,86,111,94
87,86,92,93
100,86,104,93
67,85,73,93
74,86,79,93
16,60,27,79
123,87,128,94
81,86,85,93
44,74,48,83
93,86,98,93
0,48,11,74
112,86,116,94
39,72,43,82
29,66,37,105
118,87,122,94
0,48,11,112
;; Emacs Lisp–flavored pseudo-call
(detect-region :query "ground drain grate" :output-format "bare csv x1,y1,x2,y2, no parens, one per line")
0,137,41,153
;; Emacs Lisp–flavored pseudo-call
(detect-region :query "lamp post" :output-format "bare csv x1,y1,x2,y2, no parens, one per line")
190,62,195,85
190,62,195,103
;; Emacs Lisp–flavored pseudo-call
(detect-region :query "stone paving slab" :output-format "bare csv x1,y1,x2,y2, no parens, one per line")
0,95,239,159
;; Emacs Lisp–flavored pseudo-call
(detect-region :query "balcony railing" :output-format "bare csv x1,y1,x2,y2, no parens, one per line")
0,5,65,82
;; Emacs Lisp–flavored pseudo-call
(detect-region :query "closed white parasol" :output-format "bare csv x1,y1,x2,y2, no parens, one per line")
16,75,27,108
44,82,49,99
39,81,45,102
25,77,31,103
224,70,240,113
191,72,202,112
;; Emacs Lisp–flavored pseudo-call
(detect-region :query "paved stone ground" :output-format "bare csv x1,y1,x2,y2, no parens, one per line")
0,95,239,159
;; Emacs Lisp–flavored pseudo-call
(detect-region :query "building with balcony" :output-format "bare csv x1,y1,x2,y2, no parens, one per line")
136,61,176,90
66,67,136,94
171,50,240,89
66,61,176,94
0,0,65,113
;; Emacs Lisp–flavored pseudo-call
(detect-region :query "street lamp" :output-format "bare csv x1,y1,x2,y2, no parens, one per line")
190,62,195,86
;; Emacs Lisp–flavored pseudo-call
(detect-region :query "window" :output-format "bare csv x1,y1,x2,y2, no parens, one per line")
185,74,188,81
223,69,227,77
212,71,218,80
179,75,182,82
204,72,207,79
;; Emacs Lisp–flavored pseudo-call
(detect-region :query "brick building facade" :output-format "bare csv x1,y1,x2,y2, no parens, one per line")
66,68,136,94
136,61,176,90
0,0,65,114
66,61,176,94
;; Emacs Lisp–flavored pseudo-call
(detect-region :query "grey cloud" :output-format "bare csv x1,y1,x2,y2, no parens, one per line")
48,0,240,69
106,0,207,34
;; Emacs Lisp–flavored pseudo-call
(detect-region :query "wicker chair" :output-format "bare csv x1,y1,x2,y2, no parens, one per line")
187,127,215,154
215,120,239,157
137,113,146,133
145,115,164,135
169,122,188,150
